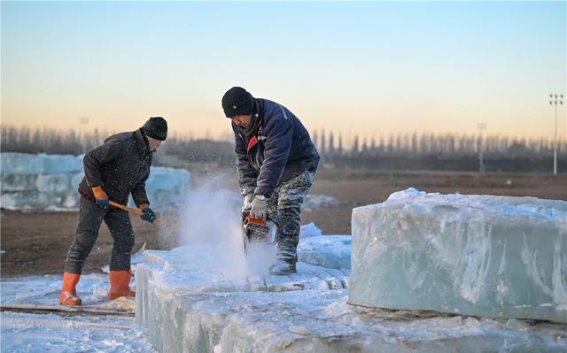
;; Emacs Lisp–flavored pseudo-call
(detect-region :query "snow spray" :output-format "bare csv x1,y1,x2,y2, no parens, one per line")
178,176,276,279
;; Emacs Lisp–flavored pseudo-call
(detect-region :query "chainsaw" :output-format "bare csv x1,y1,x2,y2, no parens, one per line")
241,212,277,253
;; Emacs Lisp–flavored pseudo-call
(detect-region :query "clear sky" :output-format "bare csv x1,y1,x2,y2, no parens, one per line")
1,1,566,143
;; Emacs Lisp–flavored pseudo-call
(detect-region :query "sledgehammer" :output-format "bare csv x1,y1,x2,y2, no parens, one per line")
109,201,166,226
109,200,165,225
109,201,144,216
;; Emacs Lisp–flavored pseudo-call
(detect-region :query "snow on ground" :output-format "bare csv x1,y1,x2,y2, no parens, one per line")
1,312,157,353
1,274,156,353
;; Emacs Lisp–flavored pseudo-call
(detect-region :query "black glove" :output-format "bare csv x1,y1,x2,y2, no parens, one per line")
141,207,156,223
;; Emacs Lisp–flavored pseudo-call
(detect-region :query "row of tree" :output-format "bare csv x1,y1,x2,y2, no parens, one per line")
1,125,565,172
312,130,566,157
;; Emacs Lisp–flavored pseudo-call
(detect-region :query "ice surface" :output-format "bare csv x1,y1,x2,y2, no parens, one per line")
350,188,567,323
1,274,130,309
0,152,190,210
0,275,155,353
135,243,566,353
1,312,157,353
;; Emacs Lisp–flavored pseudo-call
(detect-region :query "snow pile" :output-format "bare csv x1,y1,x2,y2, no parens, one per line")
350,188,567,323
0,152,190,210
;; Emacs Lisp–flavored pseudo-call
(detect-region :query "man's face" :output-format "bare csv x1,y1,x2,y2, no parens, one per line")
147,136,162,152
231,115,252,128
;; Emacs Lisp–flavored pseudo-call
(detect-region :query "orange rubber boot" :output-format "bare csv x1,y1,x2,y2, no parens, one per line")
59,272,82,306
108,270,136,300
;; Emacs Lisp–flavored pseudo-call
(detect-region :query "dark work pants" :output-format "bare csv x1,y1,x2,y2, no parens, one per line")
64,197,135,274
267,169,316,265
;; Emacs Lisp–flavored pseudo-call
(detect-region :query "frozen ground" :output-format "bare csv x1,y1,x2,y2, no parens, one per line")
0,274,156,353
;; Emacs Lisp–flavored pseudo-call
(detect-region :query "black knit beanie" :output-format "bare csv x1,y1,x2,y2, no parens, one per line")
222,87,254,118
142,117,168,141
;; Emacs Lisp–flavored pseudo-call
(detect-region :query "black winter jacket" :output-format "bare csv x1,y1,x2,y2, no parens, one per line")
232,99,319,198
78,128,152,207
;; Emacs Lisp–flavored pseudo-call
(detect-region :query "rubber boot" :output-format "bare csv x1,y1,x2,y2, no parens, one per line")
107,270,135,300
59,272,82,306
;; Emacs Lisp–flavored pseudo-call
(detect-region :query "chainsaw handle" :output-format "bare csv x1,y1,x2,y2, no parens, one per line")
242,212,266,226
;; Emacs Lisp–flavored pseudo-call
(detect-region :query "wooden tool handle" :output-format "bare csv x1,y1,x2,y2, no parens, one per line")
109,200,144,216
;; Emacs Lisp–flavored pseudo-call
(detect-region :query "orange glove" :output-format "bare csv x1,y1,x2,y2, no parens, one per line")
92,186,109,209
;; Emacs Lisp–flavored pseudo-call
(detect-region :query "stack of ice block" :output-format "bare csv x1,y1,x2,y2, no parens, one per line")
0,152,190,210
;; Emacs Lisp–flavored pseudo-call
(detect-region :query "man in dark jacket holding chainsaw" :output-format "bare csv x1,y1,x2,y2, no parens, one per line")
59,117,167,306
222,87,319,275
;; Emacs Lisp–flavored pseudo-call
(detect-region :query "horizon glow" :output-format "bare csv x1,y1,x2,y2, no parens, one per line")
1,1,566,144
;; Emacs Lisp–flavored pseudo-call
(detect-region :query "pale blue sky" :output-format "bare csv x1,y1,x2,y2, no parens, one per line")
2,1,566,142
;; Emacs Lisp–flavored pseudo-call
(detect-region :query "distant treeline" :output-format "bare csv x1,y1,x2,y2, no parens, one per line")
1,126,566,173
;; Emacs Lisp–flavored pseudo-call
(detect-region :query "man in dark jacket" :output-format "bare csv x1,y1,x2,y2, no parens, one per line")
222,87,319,275
59,117,167,306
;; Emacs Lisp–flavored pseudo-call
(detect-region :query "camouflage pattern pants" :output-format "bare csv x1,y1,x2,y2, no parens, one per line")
64,197,135,273
267,169,316,265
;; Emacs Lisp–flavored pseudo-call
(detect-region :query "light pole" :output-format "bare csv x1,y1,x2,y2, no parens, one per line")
477,122,487,173
549,94,564,175
79,117,89,154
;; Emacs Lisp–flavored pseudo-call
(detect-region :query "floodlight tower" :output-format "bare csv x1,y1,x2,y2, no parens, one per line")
549,94,564,175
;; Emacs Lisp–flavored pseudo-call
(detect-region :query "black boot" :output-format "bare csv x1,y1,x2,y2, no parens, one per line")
269,245,297,275
269,260,296,275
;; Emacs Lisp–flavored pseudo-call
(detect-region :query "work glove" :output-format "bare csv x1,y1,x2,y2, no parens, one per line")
250,195,267,220
242,193,254,212
140,207,157,223
91,186,109,210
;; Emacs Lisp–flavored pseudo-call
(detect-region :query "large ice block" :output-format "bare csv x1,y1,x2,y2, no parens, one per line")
350,188,567,323
136,243,566,353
